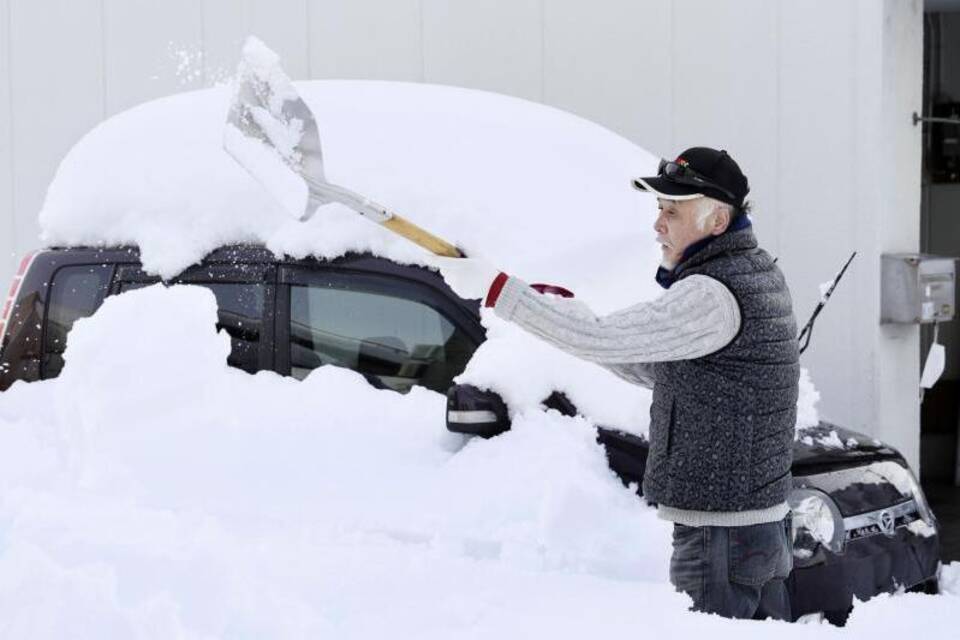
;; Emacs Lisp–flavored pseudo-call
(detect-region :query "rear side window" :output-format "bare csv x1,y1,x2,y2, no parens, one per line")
42,265,112,378
289,281,475,393
119,282,265,374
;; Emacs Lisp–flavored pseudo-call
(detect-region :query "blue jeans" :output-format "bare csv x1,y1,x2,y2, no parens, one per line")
669,517,793,620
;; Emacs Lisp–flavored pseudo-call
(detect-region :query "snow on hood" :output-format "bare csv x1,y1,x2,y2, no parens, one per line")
37,79,822,434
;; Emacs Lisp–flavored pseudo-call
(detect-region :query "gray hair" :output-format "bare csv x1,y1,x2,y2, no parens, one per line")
695,197,735,232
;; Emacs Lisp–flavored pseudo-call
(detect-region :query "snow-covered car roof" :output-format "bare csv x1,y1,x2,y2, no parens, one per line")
40,79,661,312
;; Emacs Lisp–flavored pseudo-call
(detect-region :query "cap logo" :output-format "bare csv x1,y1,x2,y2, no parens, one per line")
676,157,689,167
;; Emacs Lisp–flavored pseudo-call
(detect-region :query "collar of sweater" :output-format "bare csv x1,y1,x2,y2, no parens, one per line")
655,214,755,289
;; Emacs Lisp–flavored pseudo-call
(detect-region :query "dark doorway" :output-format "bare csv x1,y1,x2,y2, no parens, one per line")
920,7,960,563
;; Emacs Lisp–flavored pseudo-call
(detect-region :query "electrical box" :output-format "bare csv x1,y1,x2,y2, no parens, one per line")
881,254,956,324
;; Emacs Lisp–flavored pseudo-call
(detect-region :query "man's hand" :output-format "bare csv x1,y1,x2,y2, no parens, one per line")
426,254,501,300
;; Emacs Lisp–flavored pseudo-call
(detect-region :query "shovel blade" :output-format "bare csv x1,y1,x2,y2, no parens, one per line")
224,36,331,219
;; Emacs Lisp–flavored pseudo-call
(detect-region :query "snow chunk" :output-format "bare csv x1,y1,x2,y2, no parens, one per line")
818,278,835,303
941,562,960,595
239,36,300,114
906,520,937,538
791,495,836,547
795,367,821,432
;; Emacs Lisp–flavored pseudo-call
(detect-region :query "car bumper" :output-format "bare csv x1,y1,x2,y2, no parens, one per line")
786,527,940,620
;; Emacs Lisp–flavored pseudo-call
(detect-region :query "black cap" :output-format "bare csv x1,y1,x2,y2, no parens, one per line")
632,147,749,209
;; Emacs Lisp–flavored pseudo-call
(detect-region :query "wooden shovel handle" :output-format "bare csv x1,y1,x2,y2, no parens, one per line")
382,215,464,257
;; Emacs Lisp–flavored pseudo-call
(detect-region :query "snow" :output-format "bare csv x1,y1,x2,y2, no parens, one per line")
791,495,836,549
39,78,656,295
0,285,670,635
818,278,835,303
941,561,960,594
222,123,308,219
0,284,955,637
818,430,846,450
795,367,821,433
906,520,937,538
221,38,311,219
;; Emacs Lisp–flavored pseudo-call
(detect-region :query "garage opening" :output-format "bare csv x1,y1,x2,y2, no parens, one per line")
919,4,960,562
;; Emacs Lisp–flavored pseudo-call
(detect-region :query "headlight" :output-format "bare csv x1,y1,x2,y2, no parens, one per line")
788,488,846,559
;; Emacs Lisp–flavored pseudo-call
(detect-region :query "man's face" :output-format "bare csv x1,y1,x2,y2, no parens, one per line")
653,198,713,269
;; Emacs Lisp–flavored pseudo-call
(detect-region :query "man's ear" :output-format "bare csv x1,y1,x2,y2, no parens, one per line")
710,205,731,236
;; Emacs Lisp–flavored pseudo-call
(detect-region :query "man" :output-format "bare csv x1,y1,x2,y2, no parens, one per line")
429,147,800,621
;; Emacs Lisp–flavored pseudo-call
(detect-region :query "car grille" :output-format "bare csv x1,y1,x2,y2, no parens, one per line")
843,499,920,542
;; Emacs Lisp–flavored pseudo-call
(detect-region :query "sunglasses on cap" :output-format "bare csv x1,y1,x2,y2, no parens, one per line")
658,159,738,202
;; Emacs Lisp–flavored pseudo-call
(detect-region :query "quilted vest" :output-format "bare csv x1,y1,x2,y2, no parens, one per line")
642,226,800,512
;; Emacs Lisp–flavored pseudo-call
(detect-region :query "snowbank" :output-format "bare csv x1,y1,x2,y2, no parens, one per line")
0,285,673,637
0,283,953,640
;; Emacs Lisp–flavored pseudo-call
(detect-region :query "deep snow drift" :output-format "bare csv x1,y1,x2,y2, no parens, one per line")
0,285,955,638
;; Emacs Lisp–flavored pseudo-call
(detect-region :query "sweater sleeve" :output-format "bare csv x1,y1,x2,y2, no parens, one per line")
602,362,658,389
491,274,741,365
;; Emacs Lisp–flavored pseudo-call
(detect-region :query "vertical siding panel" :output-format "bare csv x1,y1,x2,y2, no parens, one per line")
543,0,672,155
307,0,422,81
777,0,859,431
0,0,14,285
202,0,309,84
102,0,203,115
421,0,541,102
9,0,104,258
671,0,779,243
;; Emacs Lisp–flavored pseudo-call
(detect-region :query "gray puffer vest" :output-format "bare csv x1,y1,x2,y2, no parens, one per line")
642,226,800,512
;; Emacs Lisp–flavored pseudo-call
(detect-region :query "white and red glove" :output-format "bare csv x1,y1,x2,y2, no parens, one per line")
426,253,575,306
427,254,504,302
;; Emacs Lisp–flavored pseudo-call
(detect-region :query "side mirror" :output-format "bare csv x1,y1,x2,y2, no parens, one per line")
446,384,511,438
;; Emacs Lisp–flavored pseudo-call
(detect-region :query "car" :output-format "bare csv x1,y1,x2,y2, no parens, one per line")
0,243,941,625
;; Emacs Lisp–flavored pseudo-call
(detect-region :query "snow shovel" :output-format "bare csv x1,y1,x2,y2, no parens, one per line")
223,37,463,258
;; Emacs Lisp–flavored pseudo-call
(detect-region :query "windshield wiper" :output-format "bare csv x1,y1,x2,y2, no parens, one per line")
798,252,857,356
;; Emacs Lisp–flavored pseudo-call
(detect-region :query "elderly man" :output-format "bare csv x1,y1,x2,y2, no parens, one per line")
430,147,800,620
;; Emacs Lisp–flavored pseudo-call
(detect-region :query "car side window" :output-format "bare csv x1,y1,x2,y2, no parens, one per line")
289,280,475,393
42,265,112,378
119,281,265,374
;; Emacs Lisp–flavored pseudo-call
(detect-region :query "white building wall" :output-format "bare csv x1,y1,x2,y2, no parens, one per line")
0,0,925,467
0,0,12,277
309,0,422,81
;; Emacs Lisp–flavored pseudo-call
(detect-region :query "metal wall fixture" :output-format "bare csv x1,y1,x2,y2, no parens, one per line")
913,111,960,126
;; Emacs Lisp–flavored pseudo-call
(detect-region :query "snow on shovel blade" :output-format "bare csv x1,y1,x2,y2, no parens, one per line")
224,36,329,220
223,37,462,257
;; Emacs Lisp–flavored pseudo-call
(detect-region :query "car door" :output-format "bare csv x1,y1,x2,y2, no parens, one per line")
112,261,276,374
276,258,483,394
